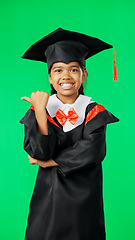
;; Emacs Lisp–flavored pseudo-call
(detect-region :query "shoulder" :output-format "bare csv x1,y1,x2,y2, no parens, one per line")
84,101,120,133
19,106,36,128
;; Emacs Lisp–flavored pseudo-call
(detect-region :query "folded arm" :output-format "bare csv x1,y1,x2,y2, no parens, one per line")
53,125,107,177
53,104,120,177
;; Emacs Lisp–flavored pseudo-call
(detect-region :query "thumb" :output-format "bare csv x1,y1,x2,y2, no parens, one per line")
21,96,31,103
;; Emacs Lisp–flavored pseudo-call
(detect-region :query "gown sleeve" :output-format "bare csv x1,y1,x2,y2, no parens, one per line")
19,108,57,160
53,106,120,177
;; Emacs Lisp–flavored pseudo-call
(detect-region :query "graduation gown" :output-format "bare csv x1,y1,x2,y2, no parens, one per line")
19,94,119,240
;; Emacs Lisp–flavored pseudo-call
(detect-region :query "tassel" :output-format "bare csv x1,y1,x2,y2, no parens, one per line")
113,47,118,81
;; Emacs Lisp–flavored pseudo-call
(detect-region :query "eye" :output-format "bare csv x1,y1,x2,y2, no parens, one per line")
71,68,78,72
55,69,62,72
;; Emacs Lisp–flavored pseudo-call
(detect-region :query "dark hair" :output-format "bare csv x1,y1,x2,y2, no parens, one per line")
49,62,88,96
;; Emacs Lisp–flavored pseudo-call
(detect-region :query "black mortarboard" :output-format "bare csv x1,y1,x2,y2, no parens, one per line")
21,28,118,80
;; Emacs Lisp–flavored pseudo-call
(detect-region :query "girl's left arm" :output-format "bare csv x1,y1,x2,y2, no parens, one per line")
53,125,107,177
52,109,120,177
27,125,106,170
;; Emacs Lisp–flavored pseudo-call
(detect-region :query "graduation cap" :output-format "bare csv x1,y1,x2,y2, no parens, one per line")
21,28,118,81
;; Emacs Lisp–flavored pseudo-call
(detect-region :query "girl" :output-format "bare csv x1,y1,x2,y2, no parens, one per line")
20,28,119,240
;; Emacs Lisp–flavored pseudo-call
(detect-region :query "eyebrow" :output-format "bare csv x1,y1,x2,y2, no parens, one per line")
53,65,80,70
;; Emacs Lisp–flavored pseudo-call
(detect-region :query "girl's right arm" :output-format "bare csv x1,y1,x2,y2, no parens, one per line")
20,91,57,161
35,107,48,135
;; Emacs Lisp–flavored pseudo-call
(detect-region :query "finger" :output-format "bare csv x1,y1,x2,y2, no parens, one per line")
29,161,36,165
28,155,38,164
28,155,46,167
36,160,47,168
29,158,38,164
28,155,32,160
21,96,31,103
28,155,37,161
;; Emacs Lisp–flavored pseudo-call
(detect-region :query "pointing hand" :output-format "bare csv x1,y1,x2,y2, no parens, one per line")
21,91,49,109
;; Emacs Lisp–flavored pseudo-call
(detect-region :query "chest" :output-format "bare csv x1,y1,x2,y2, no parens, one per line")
46,93,94,133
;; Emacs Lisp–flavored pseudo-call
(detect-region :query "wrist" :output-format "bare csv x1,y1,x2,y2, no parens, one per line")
34,105,46,111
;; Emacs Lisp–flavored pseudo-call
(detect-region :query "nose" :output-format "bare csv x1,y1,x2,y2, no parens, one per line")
62,70,71,80
62,76,70,80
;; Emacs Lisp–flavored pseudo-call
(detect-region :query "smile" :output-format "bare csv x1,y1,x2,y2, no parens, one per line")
60,83,75,89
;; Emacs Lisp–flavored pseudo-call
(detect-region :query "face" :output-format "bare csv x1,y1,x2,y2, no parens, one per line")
48,62,87,99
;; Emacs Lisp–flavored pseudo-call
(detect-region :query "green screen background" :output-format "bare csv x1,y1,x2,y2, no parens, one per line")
0,0,135,239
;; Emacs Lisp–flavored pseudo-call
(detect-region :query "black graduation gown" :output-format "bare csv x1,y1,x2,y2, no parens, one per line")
19,101,119,240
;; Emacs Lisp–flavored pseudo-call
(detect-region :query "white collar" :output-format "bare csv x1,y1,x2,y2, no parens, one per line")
46,93,94,118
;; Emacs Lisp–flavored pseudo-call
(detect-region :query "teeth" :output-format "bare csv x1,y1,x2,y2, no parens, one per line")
60,83,74,86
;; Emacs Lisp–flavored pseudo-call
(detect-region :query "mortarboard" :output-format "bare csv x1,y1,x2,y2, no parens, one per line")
21,28,118,81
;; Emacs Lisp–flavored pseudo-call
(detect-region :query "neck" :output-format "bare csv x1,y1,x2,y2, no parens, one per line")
56,93,79,104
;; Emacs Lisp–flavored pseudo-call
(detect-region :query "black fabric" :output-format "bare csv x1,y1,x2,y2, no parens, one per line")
53,125,107,177
19,103,119,240
45,40,88,73
21,28,113,73
83,102,119,135
20,109,57,160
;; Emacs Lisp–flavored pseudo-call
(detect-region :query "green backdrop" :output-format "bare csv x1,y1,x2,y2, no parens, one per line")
0,0,135,239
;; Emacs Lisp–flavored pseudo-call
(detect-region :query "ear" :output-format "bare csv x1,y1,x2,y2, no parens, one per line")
48,74,53,84
82,69,87,83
